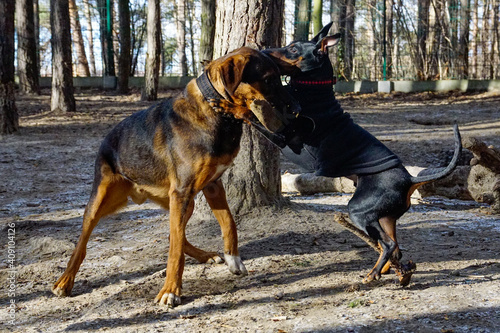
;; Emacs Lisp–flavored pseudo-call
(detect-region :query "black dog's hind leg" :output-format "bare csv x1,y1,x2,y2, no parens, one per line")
349,212,399,283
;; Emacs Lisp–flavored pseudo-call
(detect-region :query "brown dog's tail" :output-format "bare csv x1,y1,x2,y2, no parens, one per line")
410,124,462,189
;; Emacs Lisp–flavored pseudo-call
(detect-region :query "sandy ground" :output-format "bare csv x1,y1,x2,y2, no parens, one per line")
1,89,499,332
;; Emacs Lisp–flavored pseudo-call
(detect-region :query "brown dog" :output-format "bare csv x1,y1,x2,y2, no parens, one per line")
52,47,300,307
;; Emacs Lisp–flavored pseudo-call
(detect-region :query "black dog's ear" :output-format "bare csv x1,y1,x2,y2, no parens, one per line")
311,22,334,44
318,33,341,53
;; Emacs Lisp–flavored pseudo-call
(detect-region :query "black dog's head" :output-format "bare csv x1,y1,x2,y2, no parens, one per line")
263,22,340,77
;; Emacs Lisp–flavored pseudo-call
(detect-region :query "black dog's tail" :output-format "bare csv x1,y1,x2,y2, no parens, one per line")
410,124,462,188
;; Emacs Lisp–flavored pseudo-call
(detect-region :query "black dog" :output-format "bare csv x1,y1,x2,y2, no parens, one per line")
264,23,462,285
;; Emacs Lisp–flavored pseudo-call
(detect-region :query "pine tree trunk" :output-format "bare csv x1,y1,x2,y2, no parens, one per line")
117,0,131,93
83,0,97,76
199,0,215,71
213,0,284,215
175,0,188,76
0,0,18,134
69,0,91,77
141,0,160,101
16,0,40,94
50,0,76,113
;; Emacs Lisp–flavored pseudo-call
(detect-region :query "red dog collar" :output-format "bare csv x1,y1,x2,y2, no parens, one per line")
291,77,336,85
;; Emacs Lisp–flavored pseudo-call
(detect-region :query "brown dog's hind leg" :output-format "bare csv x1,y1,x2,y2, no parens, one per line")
202,180,247,276
184,239,223,264
52,164,131,297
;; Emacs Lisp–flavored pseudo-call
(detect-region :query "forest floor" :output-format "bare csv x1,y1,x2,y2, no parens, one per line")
1,88,499,332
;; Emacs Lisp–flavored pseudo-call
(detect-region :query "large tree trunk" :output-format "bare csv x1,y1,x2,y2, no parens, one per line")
199,0,216,71
175,0,188,76
141,0,160,101
16,0,40,94
117,0,131,93
294,0,311,41
83,0,97,75
0,0,18,134
50,0,76,113
69,0,91,77
213,0,284,215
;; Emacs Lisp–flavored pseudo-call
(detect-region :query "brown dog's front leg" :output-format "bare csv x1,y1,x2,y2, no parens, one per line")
203,180,247,276
155,192,194,307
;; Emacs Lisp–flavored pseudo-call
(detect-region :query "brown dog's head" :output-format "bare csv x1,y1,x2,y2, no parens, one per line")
262,22,340,76
205,47,300,133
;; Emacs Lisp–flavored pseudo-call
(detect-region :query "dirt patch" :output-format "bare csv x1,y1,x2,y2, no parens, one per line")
1,89,499,332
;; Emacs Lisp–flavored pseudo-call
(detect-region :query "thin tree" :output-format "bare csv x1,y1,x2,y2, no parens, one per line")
312,0,323,35
117,0,131,93
69,0,91,77
0,0,18,134
212,0,285,215
141,0,160,101
344,0,355,80
16,0,40,94
97,0,115,76
199,0,215,72
458,0,470,78
50,0,76,113
294,0,311,40
186,0,197,76
83,0,97,75
417,0,430,79
175,0,188,76
385,0,394,79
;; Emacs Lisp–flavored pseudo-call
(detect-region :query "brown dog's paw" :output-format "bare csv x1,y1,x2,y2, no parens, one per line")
52,274,75,297
155,284,182,307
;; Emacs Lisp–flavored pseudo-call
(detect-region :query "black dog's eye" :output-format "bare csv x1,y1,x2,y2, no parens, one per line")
289,46,298,54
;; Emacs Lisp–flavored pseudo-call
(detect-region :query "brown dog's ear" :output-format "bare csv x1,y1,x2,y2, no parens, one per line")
319,34,341,53
218,54,249,98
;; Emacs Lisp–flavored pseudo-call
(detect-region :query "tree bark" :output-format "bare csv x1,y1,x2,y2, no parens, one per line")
117,0,131,93
199,0,215,71
0,0,18,134
141,0,160,101
175,0,188,76
16,0,40,94
69,0,91,77
83,0,97,75
213,0,284,215
50,0,76,113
